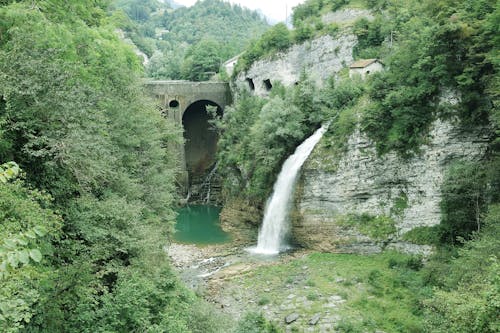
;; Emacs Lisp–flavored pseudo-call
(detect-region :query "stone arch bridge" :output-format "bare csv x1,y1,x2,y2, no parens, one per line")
145,80,232,194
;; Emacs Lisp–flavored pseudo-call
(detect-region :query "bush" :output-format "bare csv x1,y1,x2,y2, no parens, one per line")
402,226,441,245
235,23,292,73
0,178,62,332
440,162,487,244
293,22,314,43
338,213,396,240
235,312,280,333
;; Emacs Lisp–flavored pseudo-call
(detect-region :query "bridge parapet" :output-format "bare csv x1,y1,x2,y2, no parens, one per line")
145,80,232,123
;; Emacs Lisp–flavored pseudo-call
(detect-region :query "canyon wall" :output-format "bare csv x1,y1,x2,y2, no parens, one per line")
293,119,490,254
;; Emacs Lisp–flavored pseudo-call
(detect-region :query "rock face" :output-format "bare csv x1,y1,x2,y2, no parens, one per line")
236,33,357,96
293,119,490,253
321,8,374,25
233,12,491,254
220,200,261,245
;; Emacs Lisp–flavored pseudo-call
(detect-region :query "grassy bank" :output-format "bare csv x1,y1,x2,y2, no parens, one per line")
226,251,429,332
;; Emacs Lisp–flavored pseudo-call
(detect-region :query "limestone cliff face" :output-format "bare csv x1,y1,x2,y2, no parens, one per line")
233,14,491,254
234,7,379,96
293,119,490,254
236,33,357,96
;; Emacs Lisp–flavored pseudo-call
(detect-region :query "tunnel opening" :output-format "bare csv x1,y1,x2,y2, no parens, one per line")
182,100,223,179
169,99,180,108
246,78,255,91
263,79,272,91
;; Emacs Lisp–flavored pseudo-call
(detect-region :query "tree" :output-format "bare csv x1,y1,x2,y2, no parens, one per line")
181,39,223,81
440,162,487,244
0,163,62,332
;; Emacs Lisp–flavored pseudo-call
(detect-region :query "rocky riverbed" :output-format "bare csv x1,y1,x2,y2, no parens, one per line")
166,243,354,332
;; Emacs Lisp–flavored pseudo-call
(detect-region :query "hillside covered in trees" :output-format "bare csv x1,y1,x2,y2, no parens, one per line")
0,1,232,331
111,0,270,80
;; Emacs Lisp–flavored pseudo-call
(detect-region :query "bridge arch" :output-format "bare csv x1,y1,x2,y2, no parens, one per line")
144,80,232,192
182,99,222,178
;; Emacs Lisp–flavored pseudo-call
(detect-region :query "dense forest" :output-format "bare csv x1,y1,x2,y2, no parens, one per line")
111,0,269,80
0,0,232,331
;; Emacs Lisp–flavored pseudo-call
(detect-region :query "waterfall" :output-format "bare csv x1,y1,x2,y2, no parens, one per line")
249,125,328,255
202,162,218,204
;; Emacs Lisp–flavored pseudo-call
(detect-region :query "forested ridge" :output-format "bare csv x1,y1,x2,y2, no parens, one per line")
111,0,269,80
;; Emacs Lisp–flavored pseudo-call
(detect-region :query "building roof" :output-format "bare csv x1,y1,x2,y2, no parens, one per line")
223,53,243,66
349,59,381,69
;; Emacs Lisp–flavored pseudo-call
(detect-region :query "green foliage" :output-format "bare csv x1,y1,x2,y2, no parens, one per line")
391,192,408,216
362,0,496,156
423,205,500,332
440,161,487,244
235,312,281,333
306,291,319,301
387,255,423,271
292,0,348,27
217,78,325,204
336,320,364,333
235,23,292,73
0,179,62,332
338,213,396,240
310,77,365,170
116,0,270,80
235,0,354,73
260,23,292,52
320,77,365,110
181,39,223,81
293,22,315,43
0,2,227,332
0,161,19,183
352,16,388,58
113,0,164,22
402,226,441,245
325,22,340,37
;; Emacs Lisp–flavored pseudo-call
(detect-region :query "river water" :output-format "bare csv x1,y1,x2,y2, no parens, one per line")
174,205,231,244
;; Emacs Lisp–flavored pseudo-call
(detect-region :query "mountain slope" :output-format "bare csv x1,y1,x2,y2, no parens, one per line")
112,0,270,80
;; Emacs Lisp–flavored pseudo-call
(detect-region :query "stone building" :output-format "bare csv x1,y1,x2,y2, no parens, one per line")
349,58,383,79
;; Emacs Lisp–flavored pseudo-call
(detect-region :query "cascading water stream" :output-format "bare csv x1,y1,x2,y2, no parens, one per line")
249,124,328,255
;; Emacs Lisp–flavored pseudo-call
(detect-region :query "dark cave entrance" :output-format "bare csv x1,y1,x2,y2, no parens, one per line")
182,100,222,178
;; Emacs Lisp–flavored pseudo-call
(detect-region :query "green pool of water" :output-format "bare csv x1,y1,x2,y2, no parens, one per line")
174,205,231,244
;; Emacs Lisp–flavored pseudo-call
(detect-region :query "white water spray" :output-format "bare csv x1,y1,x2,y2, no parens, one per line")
249,125,328,255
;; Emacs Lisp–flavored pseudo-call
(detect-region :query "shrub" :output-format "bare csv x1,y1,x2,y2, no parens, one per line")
338,213,396,240
440,162,487,244
235,312,280,333
402,226,441,245
293,22,314,43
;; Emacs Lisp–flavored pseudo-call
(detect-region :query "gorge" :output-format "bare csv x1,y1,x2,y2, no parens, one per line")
1,0,496,332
